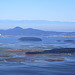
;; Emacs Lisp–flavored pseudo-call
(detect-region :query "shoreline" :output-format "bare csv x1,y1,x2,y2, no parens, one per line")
0,47,75,63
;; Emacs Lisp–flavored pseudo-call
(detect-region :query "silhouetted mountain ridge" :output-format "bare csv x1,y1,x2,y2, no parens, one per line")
0,20,75,32
0,27,75,36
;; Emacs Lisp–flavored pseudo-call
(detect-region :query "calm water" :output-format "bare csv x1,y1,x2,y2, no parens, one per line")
0,55,75,75
0,36,75,75
0,36,75,50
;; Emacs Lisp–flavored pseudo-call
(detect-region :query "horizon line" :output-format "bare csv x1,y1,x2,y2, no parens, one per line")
0,19,75,22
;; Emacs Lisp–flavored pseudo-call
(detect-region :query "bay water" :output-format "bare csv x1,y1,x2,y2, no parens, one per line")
0,36,75,75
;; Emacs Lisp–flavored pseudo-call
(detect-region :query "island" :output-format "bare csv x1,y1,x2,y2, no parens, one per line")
64,40,74,43
19,37,42,41
0,48,75,62
26,48,75,55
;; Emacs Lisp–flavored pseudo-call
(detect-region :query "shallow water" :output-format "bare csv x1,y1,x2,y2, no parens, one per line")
0,56,75,75
0,36,75,75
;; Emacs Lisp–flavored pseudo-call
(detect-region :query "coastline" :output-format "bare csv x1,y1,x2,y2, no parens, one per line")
0,47,75,63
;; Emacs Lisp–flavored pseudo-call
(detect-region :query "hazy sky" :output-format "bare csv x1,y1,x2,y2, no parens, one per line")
0,0,75,21
0,0,75,31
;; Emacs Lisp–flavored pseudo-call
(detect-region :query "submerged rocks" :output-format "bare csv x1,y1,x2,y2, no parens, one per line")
19,37,42,41
64,40,74,42
4,57,34,62
0,56,65,62
56,39,75,43
45,58,65,62
56,40,61,42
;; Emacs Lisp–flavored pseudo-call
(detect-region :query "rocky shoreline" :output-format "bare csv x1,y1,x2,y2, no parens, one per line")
0,48,75,62
26,48,75,55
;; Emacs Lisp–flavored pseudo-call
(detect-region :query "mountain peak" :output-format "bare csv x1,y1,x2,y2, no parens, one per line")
14,27,23,30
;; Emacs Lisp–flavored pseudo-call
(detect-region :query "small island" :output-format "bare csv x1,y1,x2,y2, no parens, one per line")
64,40,74,43
26,48,75,55
19,37,42,41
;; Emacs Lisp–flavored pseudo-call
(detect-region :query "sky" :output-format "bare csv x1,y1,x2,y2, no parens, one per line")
0,0,75,31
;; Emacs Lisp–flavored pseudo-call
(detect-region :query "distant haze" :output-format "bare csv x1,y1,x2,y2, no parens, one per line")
0,20,75,32
0,0,75,32
0,0,75,22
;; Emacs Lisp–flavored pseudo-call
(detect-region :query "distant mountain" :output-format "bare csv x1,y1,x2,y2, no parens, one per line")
0,20,75,32
0,27,49,36
0,26,75,37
